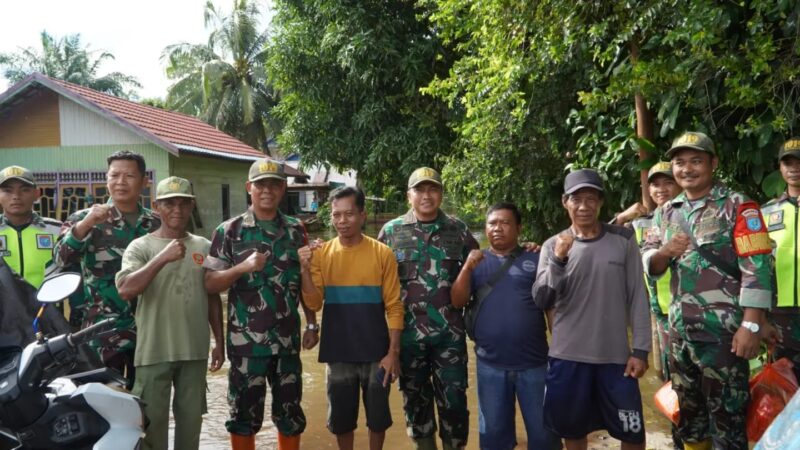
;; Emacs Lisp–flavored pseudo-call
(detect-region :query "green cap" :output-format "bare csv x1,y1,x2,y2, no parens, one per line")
155,176,195,200
0,165,35,187
665,131,715,159
778,138,800,161
647,161,674,182
407,167,442,189
248,158,286,182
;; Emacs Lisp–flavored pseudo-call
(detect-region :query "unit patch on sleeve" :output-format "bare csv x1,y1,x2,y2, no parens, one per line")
733,202,772,257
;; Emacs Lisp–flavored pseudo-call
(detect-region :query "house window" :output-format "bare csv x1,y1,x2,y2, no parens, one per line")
221,184,231,221
32,170,155,221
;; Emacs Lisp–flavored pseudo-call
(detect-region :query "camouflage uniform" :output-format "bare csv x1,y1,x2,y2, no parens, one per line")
378,209,479,449
53,202,159,383
642,182,773,450
203,209,307,436
762,192,800,380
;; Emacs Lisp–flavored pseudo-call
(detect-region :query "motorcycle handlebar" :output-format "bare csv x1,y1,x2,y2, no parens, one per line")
67,318,117,347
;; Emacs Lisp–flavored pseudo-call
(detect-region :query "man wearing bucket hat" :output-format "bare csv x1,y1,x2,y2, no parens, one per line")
204,158,314,450
0,165,62,289
642,132,774,450
116,176,224,450
378,167,479,450
761,137,800,382
533,168,651,450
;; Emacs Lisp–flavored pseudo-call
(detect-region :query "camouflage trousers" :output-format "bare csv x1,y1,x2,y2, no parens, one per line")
669,336,749,450
399,329,469,449
226,353,306,436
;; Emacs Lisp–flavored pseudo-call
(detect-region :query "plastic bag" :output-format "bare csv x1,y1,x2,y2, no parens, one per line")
747,357,799,442
654,381,680,425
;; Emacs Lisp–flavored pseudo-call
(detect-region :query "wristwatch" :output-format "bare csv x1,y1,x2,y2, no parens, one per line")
741,321,760,334
306,323,320,332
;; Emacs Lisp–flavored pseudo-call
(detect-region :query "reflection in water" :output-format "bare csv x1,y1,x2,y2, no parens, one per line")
177,222,673,449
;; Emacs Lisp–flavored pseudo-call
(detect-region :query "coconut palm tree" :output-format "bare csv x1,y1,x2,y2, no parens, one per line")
0,31,140,98
162,0,278,153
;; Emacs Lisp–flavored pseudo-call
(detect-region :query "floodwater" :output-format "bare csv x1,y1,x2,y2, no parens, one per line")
182,222,675,449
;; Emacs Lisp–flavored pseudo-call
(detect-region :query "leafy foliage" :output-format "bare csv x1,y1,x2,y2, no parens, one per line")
0,31,140,98
162,0,278,152
268,0,456,197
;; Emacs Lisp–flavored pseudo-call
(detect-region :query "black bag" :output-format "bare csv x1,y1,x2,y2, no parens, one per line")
464,246,523,340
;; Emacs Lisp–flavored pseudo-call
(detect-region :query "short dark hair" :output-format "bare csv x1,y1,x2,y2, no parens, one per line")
487,202,522,225
107,151,146,176
330,186,365,212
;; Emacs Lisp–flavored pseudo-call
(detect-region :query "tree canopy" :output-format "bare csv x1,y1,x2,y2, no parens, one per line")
162,0,278,153
0,31,140,98
270,0,800,237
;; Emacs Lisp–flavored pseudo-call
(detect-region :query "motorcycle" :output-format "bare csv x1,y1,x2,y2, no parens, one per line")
0,272,146,449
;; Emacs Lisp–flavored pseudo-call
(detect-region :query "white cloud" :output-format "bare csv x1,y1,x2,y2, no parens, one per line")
0,0,272,99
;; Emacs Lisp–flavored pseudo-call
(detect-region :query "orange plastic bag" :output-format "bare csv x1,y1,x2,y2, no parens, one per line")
654,381,680,425
746,357,798,442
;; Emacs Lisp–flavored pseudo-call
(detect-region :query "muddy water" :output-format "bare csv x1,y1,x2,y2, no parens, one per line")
184,223,674,449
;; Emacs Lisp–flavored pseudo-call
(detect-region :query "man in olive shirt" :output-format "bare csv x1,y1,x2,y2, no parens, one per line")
116,177,224,450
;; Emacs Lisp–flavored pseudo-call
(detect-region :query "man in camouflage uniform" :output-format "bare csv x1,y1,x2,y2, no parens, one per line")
761,137,800,381
378,167,479,450
204,159,316,450
643,132,773,450
53,151,159,387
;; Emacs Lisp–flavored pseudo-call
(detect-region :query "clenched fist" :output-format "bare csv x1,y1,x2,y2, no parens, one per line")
82,204,115,227
463,250,484,272
660,233,690,259
159,239,186,263
554,232,575,261
298,238,324,271
240,251,268,273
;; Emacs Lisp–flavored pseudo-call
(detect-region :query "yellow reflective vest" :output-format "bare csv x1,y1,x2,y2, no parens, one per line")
763,195,798,308
0,214,61,288
633,215,671,315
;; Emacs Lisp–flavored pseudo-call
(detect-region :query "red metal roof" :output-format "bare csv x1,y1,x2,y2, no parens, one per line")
0,74,306,176
50,77,268,159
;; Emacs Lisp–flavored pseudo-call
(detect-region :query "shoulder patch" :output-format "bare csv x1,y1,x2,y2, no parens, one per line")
733,201,772,257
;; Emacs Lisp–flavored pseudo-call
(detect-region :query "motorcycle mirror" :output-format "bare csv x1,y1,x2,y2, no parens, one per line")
36,272,82,303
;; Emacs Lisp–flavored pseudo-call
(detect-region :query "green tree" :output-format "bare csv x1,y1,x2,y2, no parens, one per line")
268,0,455,196
427,0,800,237
163,0,277,152
0,31,140,98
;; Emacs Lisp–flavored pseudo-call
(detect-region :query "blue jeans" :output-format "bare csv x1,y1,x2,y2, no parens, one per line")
476,358,558,450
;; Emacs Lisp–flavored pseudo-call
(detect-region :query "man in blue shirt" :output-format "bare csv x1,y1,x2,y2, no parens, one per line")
451,202,557,450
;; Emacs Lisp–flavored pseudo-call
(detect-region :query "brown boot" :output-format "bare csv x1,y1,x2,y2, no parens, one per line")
230,433,255,450
278,432,301,450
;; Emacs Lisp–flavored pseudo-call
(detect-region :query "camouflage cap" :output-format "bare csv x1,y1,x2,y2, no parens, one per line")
248,158,286,182
665,131,716,159
647,161,674,182
0,165,35,187
778,137,800,161
155,176,195,200
408,167,442,189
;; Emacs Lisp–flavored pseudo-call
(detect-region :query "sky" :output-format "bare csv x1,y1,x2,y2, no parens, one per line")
0,0,271,99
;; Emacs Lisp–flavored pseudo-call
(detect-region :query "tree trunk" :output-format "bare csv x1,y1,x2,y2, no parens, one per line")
631,36,656,211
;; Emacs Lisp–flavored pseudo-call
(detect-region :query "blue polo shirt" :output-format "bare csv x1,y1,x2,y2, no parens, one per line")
471,249,549,369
